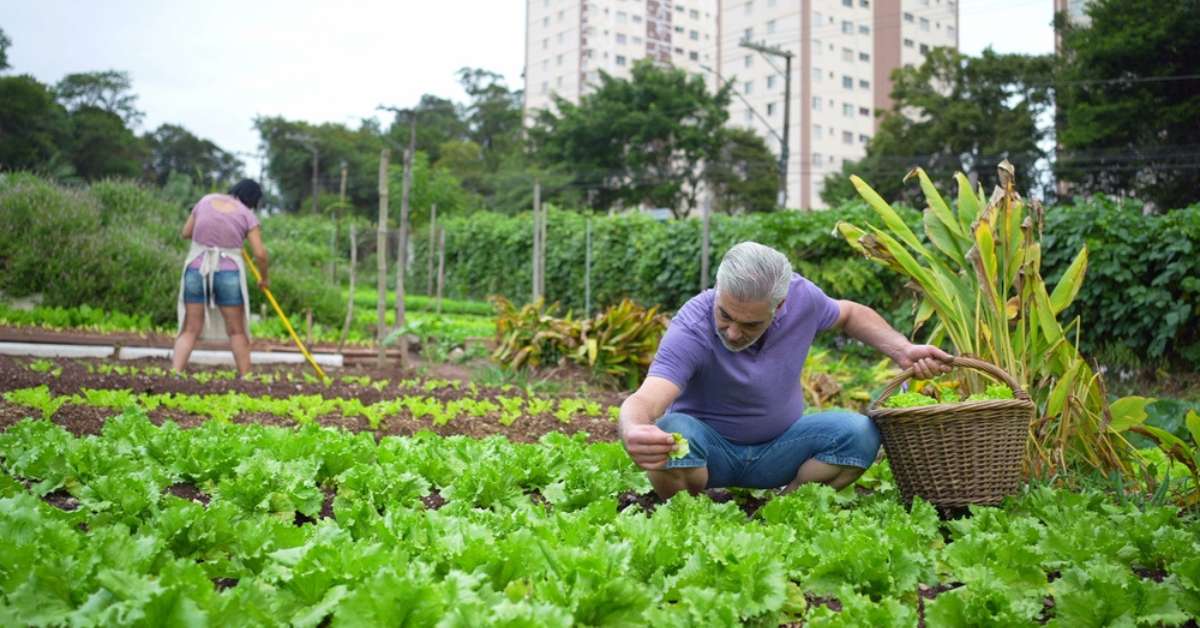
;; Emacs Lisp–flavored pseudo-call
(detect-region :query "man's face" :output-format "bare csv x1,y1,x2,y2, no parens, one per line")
713,291,780,352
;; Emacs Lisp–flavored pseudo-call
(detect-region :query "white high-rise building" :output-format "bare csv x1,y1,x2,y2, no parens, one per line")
720,0,958,209
524,0,720,120
523,0,958,210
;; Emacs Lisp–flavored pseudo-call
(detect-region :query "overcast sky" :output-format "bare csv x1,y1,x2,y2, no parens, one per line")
3,0,1055,165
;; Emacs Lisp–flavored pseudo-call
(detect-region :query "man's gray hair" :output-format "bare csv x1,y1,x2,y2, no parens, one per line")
715,241,793,304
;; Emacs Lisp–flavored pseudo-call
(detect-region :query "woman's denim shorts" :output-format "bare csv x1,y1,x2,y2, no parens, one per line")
183,268,243,306
655,410,882,489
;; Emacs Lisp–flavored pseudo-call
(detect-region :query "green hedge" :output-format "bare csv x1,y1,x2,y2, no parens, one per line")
1042,199,1200,369
0,174,344,329
407,204,919,329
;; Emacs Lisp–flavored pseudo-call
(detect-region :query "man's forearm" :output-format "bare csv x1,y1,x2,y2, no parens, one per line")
841,302,910,362
618,394,658,440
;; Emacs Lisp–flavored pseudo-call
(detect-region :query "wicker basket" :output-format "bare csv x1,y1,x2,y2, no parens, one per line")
868,356,1036,508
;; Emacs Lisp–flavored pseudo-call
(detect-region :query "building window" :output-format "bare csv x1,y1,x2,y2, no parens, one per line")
859,51,870,62
542,38,549,49
843,103,854,116
842,20,853,34
616,33,626,44
842,47,854,61
744,27,753,40
745,1,753,14
859,106,871,116
813,39,822,55
812,96,822,111
745,109,753,123
557,10,564,21
814,124,823,139
690,29,699,40
767,102,776,116
843,0,853,5
768,0,777,5
689,9,699,18
813,153,823,166
744,81,753,94
858,24,869,34
616,11,627,22
859,134,870,143
904,12,914,22
616,55,627,65
812,66,822,81
745,55,753,68
557,32,564,43
675,25,684,33
920,43,930,53
948,25,956,36
557,54,563,66
920,17,930,31
687,50,697,60
556,75,563,86
542,16,549,27
767,75,776,89
860,0,870,6
903,38,914,48
633,35,642,44
633,14,642,23
843,131,853,144
859,79,870,89
767,19,776,34
842,75,853,89
541,82,548,93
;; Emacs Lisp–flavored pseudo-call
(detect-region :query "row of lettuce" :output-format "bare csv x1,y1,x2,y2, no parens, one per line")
1,411,1198,626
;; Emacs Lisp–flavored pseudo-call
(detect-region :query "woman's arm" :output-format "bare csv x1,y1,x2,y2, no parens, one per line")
246,226,269,289
180,214,196,239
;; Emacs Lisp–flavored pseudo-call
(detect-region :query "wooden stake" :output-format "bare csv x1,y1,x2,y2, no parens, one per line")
427,203,437,296
376,148,390,368
436,226,446,315
338,223,356,353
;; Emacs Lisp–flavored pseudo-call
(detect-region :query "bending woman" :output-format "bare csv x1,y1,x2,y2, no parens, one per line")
172,179,268,375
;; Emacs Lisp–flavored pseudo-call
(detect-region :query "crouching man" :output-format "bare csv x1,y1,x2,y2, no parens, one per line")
619,241,950,498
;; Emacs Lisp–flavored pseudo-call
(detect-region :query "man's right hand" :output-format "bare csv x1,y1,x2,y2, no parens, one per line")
621,423,679,470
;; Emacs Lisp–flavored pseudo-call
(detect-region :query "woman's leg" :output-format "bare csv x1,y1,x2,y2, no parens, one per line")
172,303,206,372
218,305,251,375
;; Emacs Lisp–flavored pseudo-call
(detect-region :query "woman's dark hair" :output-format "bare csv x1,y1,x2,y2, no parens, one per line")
228,179,263,209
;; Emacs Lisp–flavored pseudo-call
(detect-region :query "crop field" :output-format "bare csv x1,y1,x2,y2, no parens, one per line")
2,355,1199,626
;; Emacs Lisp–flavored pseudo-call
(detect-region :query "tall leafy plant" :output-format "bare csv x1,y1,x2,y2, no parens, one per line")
835,162,1135,479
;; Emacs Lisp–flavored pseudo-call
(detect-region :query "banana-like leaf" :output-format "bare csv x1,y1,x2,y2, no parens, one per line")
851,175,932,259
1047,359,1082,418
924,209,967,267
1049,247,1088,315
955,173,982,232
1187,410,1200,446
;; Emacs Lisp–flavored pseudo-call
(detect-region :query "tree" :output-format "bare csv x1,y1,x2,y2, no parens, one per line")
55,70,144,128
390,151,475,221
0,75,72,174
67,105,145,180
255,116,385,214
1054,0,1200,210
0,27,11,71
706,128,780,214
382,94,467,164
821,48,1053,206
457,68,524,171
531,60,732,217
143,123,242,187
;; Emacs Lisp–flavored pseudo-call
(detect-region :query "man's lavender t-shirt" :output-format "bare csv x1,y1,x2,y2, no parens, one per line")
647,274,841,445
186,194,260,271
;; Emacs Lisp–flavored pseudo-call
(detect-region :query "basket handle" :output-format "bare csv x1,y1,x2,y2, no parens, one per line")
869,356,1031,411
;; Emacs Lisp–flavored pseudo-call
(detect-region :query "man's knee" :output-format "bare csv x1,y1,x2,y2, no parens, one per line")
838,412,882,460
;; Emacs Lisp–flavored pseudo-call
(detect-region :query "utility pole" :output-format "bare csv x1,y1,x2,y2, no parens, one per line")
285,133,320,214
739,40,793,207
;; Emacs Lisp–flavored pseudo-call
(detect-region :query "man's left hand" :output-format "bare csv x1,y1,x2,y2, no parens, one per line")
896,344,953,379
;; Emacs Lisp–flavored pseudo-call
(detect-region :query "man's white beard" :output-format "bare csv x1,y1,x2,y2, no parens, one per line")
715,321,760,353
